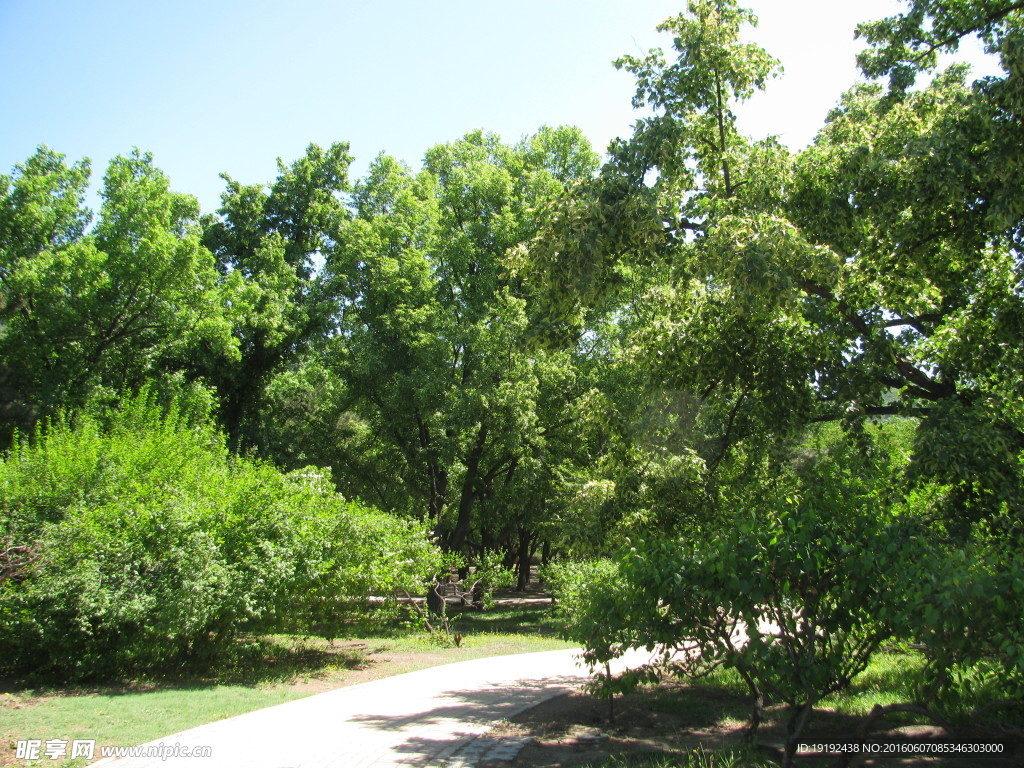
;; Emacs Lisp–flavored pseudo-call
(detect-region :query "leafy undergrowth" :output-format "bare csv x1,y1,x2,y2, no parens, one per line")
0,603,571,766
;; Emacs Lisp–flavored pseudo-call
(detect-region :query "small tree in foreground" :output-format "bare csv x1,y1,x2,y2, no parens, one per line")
553,439,925,767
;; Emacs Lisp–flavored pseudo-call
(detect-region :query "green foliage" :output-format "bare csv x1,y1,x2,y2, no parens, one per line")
1,1,1020,737
199,142,354,449
1,146,235,442
856,0,1024,92
546,558,634,656
0,388,439,679
319,127,600,557
552,431,927,762
0,147,235,444
529,8,1023,760
532,0,1023,527
892,511,1024,703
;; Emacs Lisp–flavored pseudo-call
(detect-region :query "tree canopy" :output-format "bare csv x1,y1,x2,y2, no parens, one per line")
0,148,234,443
531,0,1023,531
319,127,600,554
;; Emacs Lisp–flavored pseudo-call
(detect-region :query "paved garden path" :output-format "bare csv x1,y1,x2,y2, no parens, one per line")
89,647,651,768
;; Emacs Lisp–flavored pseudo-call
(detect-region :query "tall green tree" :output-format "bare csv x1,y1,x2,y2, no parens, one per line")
534,0,1023,527
200,142,353,449
0,147,233,443
849,0,1024,702
322,127,599,555
533,0,1024,751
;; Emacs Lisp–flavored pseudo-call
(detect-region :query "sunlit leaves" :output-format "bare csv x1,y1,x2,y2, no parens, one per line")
0,148,233,440
198,142,353,447
319,128,599,553
0,388,439,678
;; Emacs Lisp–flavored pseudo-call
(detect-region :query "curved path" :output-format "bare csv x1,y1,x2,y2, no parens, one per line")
89,647,651,768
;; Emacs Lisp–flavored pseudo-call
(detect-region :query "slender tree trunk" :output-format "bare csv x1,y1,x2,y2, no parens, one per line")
746,686,765,742
447,425,488,553
516,527,532,591
425,578,446,617
783,703,814,768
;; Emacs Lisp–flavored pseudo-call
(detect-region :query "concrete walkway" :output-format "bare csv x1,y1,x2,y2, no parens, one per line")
89,647,651,768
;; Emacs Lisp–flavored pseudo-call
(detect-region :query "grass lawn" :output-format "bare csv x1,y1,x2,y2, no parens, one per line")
0,602,571,767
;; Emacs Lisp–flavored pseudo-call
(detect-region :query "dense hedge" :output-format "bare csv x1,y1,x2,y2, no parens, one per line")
0,390,439,679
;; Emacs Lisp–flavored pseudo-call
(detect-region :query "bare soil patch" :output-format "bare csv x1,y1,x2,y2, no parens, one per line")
491,681,1024,768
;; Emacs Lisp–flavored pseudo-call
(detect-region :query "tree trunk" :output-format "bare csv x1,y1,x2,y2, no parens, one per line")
516,527,532,591
447,425,488,553
502,542,517,570
783,703,814,768
426,583,446,616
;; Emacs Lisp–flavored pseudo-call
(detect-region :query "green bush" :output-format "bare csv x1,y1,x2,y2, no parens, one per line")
550,437,928,765
0,388,439,679
892,511,1024,704
545,557,637,659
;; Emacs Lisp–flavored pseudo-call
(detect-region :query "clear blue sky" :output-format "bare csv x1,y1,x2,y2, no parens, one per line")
0,0,999,215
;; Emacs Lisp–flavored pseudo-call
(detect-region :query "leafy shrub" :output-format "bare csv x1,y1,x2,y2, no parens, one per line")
892,510,1024,705
545,557,636,656
0,387,439,679
550,438,926,765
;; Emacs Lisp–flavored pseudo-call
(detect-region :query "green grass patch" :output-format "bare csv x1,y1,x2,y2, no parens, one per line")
818,649,1023,728
445,602,563,637
818,649,925,716
1,684,308,762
